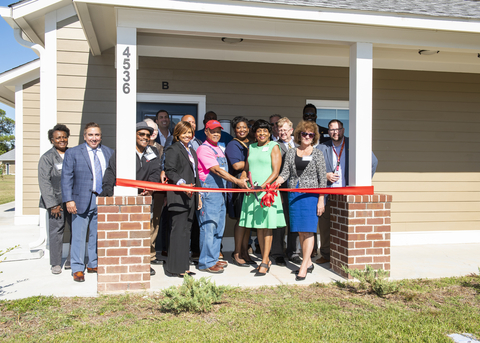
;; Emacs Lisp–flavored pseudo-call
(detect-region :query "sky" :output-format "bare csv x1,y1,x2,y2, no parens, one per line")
0,0,39,122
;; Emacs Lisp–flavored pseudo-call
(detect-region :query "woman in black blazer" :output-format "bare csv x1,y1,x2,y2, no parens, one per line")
164,121,202,277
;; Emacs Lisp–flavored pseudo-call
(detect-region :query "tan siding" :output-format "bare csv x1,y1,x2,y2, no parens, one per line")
23,80,40,216
373,69,480,232
56,18,116,148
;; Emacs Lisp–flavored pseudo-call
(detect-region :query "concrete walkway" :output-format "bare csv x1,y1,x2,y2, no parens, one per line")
1,201,479,300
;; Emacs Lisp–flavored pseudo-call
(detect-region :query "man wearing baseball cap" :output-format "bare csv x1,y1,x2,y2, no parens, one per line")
196,120,248,273
100,121,161,275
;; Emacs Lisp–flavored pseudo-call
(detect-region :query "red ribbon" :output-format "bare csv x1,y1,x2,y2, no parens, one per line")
260,182,279,208
116,178,374,196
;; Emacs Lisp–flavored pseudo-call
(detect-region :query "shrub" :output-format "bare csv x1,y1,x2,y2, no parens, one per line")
160,275,230,313
341,264,399,297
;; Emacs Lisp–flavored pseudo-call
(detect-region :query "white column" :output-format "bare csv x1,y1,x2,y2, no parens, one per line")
40,11,57,156
115,26,137,196
349,42,373,186
14,85,24,224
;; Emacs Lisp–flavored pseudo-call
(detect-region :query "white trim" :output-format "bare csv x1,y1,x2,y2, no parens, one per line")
14,85,24,222
137,93,207,129
349,42,372,187
85,0,480,34
74,2,101,55
307,100,349,109
0,60,40,86
56,3,76,22
392,230,480,246
14,215,40,226
41,10,57,156
115,26,137,196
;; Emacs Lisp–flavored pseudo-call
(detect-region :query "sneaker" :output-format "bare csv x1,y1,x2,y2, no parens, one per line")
51,265,62,274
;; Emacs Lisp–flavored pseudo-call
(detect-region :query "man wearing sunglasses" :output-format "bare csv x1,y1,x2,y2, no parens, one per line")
316,119,378,265
101,121,161,197
303,103,331,144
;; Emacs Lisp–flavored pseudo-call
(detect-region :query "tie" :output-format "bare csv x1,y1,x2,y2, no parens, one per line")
93,149,103,194
288,142,293,149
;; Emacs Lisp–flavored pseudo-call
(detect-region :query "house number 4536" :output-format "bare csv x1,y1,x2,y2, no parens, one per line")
122,47,131,94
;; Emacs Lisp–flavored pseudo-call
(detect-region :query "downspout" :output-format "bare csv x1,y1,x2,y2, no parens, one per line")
14,27,47,251
14,28,44,55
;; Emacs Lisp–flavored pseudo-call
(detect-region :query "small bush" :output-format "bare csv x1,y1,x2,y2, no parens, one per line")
160,275,230,313
341,265,399,297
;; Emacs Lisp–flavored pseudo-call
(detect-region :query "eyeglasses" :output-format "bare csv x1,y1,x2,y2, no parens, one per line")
304,113,316,117
301,132,315,139
137,132,151,138
328,128,343,133
278,129,292,134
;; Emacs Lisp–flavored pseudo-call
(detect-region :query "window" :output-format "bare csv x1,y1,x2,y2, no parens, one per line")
307,100,349,136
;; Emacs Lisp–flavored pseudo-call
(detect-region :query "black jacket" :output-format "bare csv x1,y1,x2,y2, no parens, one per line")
164,141,201,212
101,146,161,196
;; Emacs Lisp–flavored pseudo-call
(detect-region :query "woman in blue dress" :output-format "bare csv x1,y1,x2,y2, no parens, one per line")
275,120,327,281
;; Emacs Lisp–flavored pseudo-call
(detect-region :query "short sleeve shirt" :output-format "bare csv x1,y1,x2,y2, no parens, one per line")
197,140,225,182
225,139,249,177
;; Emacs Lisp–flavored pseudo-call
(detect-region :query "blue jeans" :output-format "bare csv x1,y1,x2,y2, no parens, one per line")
71,193,98,273
197,190,226,269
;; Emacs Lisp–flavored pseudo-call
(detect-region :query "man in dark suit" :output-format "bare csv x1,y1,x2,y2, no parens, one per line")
303,103,331,144
61,122,114,282
270,117,301,266
316,119,378,265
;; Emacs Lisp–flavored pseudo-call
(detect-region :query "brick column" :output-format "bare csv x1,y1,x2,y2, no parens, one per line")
329,194,392,278
96,196,151,293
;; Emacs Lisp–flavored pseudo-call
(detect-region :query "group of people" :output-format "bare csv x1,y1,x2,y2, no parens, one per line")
38,104,378,282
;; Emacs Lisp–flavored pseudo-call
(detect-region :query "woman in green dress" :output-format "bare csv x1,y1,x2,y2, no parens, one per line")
239,119,286,276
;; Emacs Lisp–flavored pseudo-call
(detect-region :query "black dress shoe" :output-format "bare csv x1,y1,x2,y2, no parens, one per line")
150,267,156,276
64,261,71,270
275,256,286,266
151,259,164,265
289,256,302,264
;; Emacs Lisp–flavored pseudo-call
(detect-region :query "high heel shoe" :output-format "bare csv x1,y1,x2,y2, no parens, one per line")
254,263,270,277
295,274,307,281
291,264,314,275
231,253,249,267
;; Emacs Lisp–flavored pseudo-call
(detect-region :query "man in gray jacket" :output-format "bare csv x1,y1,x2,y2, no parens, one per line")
316,119,378,265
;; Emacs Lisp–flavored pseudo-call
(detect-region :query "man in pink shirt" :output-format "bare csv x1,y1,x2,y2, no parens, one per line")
196,120,248,273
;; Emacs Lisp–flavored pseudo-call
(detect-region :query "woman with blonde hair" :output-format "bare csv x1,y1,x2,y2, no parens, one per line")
275,120,327,281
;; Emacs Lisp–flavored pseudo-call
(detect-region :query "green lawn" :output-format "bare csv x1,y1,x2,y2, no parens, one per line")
1,275,479,342
0,175,14,205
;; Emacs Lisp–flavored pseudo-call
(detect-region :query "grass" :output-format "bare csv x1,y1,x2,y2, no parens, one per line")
0,175,14,205
1,275,479,342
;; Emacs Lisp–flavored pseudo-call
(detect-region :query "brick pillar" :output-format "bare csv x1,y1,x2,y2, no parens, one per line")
96,196,152,293
329,194,392,278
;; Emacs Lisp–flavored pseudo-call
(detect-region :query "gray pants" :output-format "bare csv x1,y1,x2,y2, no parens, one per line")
48,204,71,266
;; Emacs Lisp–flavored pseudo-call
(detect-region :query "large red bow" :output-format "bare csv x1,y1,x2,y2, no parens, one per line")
260,182,280,208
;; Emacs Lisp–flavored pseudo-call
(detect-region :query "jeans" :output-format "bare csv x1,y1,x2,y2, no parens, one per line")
71,193,98,273
197,189,226,269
